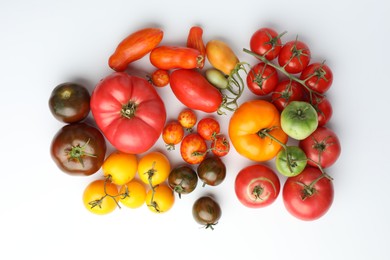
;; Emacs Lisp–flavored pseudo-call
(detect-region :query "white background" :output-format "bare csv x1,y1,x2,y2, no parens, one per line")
1,0,389,259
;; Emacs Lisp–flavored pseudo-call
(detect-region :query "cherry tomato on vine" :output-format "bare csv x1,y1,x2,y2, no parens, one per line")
300,62,333,94
197,156,226,187
250,27,284,61
271,80,306,112
119,179,147,209
192,196,222,230
150,69,170,87
138,151,171,186
310,95,333,127
197,117,220,141
178,109,197,131
278,40,311,74
82,179,119,215
162,121,184,151
180,133,208,164
246,62,279,96
146,184,175,213
102,151,138,186
211,135,230,157
168,165,198,198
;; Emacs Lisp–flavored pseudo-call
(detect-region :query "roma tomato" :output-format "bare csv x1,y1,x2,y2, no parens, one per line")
246,62,279,96
283,167,334,221
90,72,166,154
205,68,228,90
180,133,208,164
271,80,306,112
49,82,90,123
82,179,119,215
50,123,106,176
146,184,175,213
109,28,163,72
310,95,333,127
178,108,197,131
168,165,198,198
119,179,147,209
170,69,223,113
138,151,171,186
187,26,206,69
206,39,239,75
197,117,220,141
197,156,226,187
162,121,184,151
278,40,311,74
192,196,222,230
150,46,203,70
211,135,230,157
102,151,138,186
299,126,341,168
150,69,170,87
250,27,284,61
228,100,288,162
235,164,280,208
300,63,333,94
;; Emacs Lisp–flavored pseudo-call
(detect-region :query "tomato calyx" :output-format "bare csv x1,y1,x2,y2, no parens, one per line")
66,138,97,167
121,101,138,119
204,222,218,230
263,30,287,57
296,172,333,200
252,185,264,201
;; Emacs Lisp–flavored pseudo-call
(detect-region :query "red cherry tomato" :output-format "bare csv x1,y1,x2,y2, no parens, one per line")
300,63,333,94
150,69,170,87
278,40,311,74
180,133,207,164
250,28,283,60
271,80,306,112
246,62,279,96
197,117,220,141
310,95,333,127
211,135,230,157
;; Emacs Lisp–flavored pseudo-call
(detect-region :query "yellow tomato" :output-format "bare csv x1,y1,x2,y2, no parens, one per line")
82,179,119,215
206,39,239,75
102,151,138,185
145,184,175,213
119,179,147,209
138,151,170,186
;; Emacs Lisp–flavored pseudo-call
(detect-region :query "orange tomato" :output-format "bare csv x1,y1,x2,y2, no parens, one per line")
119,179,147,209
187,26,206,69
150,46,203,70
228,100,288,161
145,184,175,213
82,179,119,215
162,121,184,151
138,151,171,186
102,151,138,186
206,39,239,75
178,109,197,130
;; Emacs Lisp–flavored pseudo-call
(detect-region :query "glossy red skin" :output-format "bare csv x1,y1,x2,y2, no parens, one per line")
250,28,282,60
50,123,106,176
235,164,280,208
211,135,230,157
300,63,333,94
246,62,279,96
299,127,341,168
150,46,202,70
278,40,311,74
283,167,334,221
180,133,208,164
310,95,333,127
187,26,206,69
90,72,166,154
170,69,223,113
271,80,306,112
197,117,220,141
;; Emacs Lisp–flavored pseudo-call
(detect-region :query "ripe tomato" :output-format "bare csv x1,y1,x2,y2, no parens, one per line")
250,27,283,60
90,72,166,154
50,123,106,176
197,156,226,187
170,69,223,113
150,69,169,87
168,165,198,198
228,100,288,161
180,133,208,164
119,179,147,209
283,167,334,221
187,26,206,69
211,135,230,157
102,151,138,186
278,40,311,74
206,39,239,75
192,196,222,230
197,117,220,141
150,46,203,70
82,179,119,215
138,151,171,186
146,184,175,213
49,82,90,123
310,95,333,127
300,63,333,94
271,80,306,112
246,62,279,96
178,108,197,131
235,164,280,208
299,126,341,168
162,121,184,151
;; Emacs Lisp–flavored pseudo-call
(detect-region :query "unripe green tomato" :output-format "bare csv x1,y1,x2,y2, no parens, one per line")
276,146,307,177
205,68,228,89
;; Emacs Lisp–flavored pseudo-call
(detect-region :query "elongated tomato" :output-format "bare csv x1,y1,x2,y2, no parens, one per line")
206,39,239,75
170,69,223,113
187,26,206,69
150,46,203,70
109,28,163,72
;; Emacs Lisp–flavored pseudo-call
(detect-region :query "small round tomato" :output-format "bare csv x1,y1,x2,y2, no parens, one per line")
310,95,333,127
162,121,184,151
197,156,226,187
299,126,341,168
211,135,230,157
300,63,333,94
102,151,138,186
197,117,220,140
138,151,171,186
82,179,119,215
271,80,306,112
246,62,279,96
119,179,147,209
150,69,170,87
168,165,198,198
275,146,307,177
49,82,90,123
146,184,175,213
235,164,280,208
178,109,197,131
50,123,106,176
192,196,222,230
250,28,283,60
180,133,208,164
283,167,334,221
278,40,311,74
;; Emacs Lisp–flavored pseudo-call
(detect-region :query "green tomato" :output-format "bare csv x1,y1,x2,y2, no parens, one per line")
276,146,307,177
281,101,318,140
205,68,228,89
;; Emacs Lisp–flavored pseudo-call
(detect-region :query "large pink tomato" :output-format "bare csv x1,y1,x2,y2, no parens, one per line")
90,72,166,154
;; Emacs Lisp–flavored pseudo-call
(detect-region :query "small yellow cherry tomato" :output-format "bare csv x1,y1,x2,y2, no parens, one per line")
138,151,171,186
102,151,138,185
119,179,147,209
145,184,175,213
82,179,119,215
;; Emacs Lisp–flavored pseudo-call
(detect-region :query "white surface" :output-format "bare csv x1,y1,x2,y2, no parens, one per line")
1,0,389,259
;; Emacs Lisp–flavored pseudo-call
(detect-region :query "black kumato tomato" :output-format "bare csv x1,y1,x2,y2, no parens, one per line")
192,196,222,230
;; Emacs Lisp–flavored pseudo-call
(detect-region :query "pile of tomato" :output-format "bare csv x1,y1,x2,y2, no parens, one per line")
49,25,341,227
